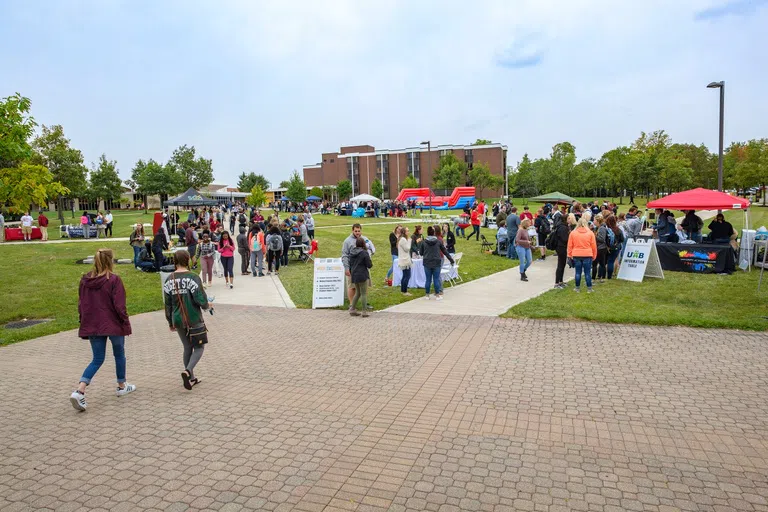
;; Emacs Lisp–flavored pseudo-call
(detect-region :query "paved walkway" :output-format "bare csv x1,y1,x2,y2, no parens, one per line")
208,250,295,308
386,256,571,317
1,308,767,511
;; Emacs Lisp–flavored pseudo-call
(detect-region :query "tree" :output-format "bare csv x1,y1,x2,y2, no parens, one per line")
337,179,352,200
238,172,270,192
473,139,492,145
31,124,88,221
512,154,537,197
0,163,68,212
88,154,123,205
371,179,383,199
132,159,180,213
247,185,267,207
432,153,466,190
0,93,36,169
309,186,323,198
286,170,306,202
279,180,290,188
321,185,334,200
168,144,213,190
468,162,503,198
400,175,419,190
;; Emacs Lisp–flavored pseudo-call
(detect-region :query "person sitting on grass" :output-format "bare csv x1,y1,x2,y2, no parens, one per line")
137,241,156,272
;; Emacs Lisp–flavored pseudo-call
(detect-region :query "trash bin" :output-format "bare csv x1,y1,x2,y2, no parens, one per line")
160,264,176,303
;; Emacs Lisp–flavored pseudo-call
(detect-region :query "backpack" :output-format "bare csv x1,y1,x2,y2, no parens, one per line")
606,227,616,249
268,234,282,252
545,231,558,251
238,214,246,224
251,234,262,252
281,231,292,248
537,216,551,234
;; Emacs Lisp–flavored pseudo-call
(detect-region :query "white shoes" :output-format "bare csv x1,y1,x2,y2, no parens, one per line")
425,294,432,300
436,295,444,301
116,383,137,397
70,391,87,411
229,283,234,289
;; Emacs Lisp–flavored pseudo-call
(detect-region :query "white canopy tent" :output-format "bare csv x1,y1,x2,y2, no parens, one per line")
350,194,381,203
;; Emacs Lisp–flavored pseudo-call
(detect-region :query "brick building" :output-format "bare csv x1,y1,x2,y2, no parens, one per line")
303,143,508,200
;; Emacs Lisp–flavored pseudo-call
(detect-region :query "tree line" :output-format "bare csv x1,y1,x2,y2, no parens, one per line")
508,130,768,201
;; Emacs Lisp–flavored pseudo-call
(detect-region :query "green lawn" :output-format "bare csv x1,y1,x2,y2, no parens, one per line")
503,270,768,331
0,242,163,345
32,210,158,239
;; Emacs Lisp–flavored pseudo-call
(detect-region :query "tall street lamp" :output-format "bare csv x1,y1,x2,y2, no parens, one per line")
420,141,432,215
707,81,725,192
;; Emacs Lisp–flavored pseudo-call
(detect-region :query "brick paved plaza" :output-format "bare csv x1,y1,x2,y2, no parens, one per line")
1,307,767,511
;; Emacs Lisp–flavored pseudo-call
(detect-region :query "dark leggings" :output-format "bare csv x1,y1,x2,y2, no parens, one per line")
268,250,281,272
555,249,567,284
592,248,607,280
468,224,480,241
238,249,250,274
221,256,234,279
400,268,411,293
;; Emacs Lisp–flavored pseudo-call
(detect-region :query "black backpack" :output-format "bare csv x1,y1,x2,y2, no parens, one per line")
268,234,282,252
545,231,558,251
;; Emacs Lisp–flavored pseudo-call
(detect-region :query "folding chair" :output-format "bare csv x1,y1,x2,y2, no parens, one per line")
480,234,494,252
304,239,318,264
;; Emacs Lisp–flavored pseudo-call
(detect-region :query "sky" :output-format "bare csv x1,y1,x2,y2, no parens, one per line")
2,0,767,188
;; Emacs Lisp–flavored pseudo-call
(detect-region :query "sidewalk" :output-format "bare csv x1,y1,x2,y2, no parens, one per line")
385,256,572,316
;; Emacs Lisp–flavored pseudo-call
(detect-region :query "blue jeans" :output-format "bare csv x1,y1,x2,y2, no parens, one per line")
454,226,465,237
132,245,141,266
607,249,620,279
80,336,126,384
574,257,593,289
687,231,702,243
424,266,442,295
516,246,532,274
507,233,517,259
400,268,411,293
386,254,397,279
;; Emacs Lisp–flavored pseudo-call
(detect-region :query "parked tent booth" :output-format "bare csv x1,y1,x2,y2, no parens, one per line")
163,187,219,236
647,188,752,272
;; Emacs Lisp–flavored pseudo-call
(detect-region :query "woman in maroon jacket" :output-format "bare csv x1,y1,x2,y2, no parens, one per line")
70,249,135,411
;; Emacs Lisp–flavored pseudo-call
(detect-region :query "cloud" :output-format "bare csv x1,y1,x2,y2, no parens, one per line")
694,0,768,20
494,34,546,69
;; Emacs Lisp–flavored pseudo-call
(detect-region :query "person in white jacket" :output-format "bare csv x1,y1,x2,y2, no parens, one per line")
397,227,413,296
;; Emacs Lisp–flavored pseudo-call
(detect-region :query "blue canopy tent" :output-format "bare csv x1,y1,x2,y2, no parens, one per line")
280,197,290,201
307,195,322,201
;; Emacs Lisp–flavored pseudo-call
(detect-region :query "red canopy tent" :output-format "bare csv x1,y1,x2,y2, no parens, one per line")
647,188,750,210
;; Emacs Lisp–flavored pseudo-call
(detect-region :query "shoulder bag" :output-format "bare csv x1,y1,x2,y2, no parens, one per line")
172,272,208,345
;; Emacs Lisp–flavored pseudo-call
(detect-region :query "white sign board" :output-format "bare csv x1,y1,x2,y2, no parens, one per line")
312,258,345,309
617,238,664,282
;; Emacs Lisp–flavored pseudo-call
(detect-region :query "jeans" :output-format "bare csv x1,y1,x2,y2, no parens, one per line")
238,248,250,274
351,281,368,311
555,249,567,284
386,254,397,279
507,232,517,259
250,251,263,275
80,336,126,384
221,256,234,278
592,248,607,280
516,246,532,274
455,226,465,237
687,231,702,243
574,257,593,288
468,224,480,241
424,266,442,295
132,245,141,266
607,248,620,279
400,267,411,293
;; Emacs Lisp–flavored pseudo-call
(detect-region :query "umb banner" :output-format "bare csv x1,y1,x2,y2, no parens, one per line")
617,238,664,282
312,258,345,309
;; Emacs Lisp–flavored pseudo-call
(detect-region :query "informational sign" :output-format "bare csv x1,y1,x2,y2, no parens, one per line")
312,258,345,309
617,238,664,282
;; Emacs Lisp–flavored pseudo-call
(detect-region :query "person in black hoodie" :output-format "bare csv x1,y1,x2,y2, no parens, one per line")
552,213,570,289
385,224,401,284
152,228,169,271
420,226,454,300
236,226,250,275
442,222,456,254
349,237,373,317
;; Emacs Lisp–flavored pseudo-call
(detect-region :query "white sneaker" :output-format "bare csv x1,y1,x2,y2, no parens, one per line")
116,383,136,397
70,391,87,411
229,283,233,289
425,294,432,300
436,295,444,301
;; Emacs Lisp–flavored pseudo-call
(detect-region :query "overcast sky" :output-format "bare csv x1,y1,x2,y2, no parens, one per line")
2,0,767,187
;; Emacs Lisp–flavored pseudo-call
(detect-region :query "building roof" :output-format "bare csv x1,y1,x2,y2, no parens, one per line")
303,142,507,166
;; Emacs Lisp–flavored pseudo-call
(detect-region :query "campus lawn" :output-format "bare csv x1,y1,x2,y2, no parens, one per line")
502,270,768,331
278,220,516,310
0,242,163,346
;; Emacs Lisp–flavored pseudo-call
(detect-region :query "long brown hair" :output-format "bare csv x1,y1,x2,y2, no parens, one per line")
605,213,621,236
89,249,114,278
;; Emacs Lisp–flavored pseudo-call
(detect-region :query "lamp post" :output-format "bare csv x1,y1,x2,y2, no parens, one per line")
420,141,432,215
706,81,725,192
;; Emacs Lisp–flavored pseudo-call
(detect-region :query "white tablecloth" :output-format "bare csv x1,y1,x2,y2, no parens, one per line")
392,258,458,287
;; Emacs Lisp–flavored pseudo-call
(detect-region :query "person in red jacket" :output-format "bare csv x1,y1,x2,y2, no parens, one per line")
70,249,135,411
37,212,49,241
467,207,481,241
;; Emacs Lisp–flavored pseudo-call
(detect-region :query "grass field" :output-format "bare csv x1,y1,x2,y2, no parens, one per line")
503,262,768,331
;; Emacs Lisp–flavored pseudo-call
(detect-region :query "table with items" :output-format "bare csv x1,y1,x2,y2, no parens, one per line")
655,242,736,274
4,226,43,241
392,258,458,288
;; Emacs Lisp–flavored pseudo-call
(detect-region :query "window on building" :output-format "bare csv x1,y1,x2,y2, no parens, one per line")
330,158,334,163
323,159,327,163
465,149,474,170
440,149,451,157
347,157,360,196
376,155,390,199
407,152,420,185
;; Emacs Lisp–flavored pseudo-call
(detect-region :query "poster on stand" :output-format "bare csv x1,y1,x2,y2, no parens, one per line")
617,238,664,282
312,258,345,309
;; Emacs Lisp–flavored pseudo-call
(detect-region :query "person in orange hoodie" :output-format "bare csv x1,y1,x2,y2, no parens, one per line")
567,216,597,293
